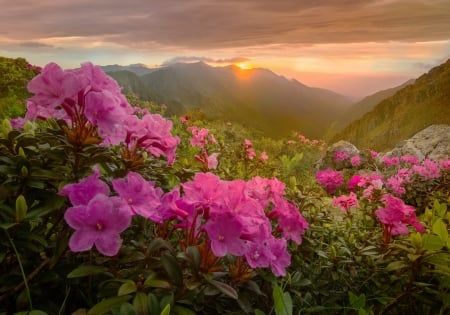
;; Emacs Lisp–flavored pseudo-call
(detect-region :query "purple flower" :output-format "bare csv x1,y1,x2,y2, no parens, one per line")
64,194,132,256
59,166,110,206
203,212,246,257
112,171,163,221
269,198,309,244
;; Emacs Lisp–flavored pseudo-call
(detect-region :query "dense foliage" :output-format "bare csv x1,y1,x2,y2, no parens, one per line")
0,59,449,315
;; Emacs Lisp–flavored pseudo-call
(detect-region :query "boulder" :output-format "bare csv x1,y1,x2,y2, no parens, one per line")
316,140,360,170
386,124,450,161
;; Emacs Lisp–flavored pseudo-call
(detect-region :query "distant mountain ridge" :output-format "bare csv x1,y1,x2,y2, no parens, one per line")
331,59,450,151
104,62,352,138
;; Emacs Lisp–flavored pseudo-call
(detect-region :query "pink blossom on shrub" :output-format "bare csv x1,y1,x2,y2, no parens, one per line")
441,159,450,170
348,175,363,191
413,159,441,179
350,155,361,166
188,126,209,147
10,117,26,129
370,150,378,158
203,212,246,257
64,194,132,256
386,176,406,196
59,166,110,206
207,152,219,169
315,169,344,194
332,192,359,212
244,139,252,148
112,172,164,221
334,151,349,162
375,194,424,238
246,148,256,160
400,155,419,165
259,151,268,161
383,156,400,167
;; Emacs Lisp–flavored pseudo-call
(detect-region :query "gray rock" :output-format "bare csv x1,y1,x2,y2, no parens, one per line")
316,140,360,170
386,124,450,161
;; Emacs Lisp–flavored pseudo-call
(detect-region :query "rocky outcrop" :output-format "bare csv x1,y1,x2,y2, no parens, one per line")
316,140,360,170
386,124,450,161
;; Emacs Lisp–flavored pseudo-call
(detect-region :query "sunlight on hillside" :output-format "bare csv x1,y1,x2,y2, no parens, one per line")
233,63,254,80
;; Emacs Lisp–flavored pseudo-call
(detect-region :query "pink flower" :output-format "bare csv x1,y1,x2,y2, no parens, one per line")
10,117,26,129
413,159,441,179
400,155,419,165
375,194,424,238
203,212,246,257
207,152,219,169
244,139,253,148
348,175,362,191
246,148,256,160
315,169,344,194
383,156,400,167
112,172,163,221
59,166,110,206
64,194,132,256
370,150,378,158
350,155,361,166
179,116,189,124
334,151,349,162
441,159,450,170
333,192,359,212
386,176,406,196
259,151,268,161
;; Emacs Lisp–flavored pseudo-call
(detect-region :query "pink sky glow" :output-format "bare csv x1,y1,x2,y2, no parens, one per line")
0,0,449,98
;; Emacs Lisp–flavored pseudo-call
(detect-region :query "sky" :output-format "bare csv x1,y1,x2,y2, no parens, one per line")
1,0,449,99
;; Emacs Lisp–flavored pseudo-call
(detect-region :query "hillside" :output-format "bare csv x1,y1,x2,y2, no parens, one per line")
106,62,352,139
331,59,450,151
340,79,415,127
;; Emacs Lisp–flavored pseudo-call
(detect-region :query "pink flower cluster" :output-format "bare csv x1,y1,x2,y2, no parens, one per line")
375,194,424,241
61,170,309,277
20,62,179,164
244,139,268,162
333,192,359,212
188,126,219,170
315,169,344,194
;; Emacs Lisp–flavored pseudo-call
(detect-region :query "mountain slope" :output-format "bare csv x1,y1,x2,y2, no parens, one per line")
107,62,351,138
331,59,450,151
341,79,415,127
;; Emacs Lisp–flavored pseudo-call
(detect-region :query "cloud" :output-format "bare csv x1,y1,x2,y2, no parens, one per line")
160,56,249,66
1,0,449,51
19,42,55,48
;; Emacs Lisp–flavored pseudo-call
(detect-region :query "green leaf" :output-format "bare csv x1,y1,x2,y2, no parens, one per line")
386,261,409,272
143,279,171,290
118,280,137,296
147,293,160,315
209,279,238,300
0,222,18,230
254,309,266,315
161,253,183,286
273,284,292,315
160,304,170,315
172,305,196,315
349,292,366,309
423,234,445,250
119,303,136,315
432,218,448,242
87,295,132,315
132,292,149,315
15,194,28,222
67,265,109,278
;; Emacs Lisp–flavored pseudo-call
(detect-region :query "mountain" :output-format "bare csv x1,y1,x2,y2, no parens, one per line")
331,59,450,151
102,63,156,76
341,79,415,127
106,62,352,138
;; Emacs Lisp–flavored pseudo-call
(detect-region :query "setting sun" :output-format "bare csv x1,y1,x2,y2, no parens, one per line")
236,62,252,70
